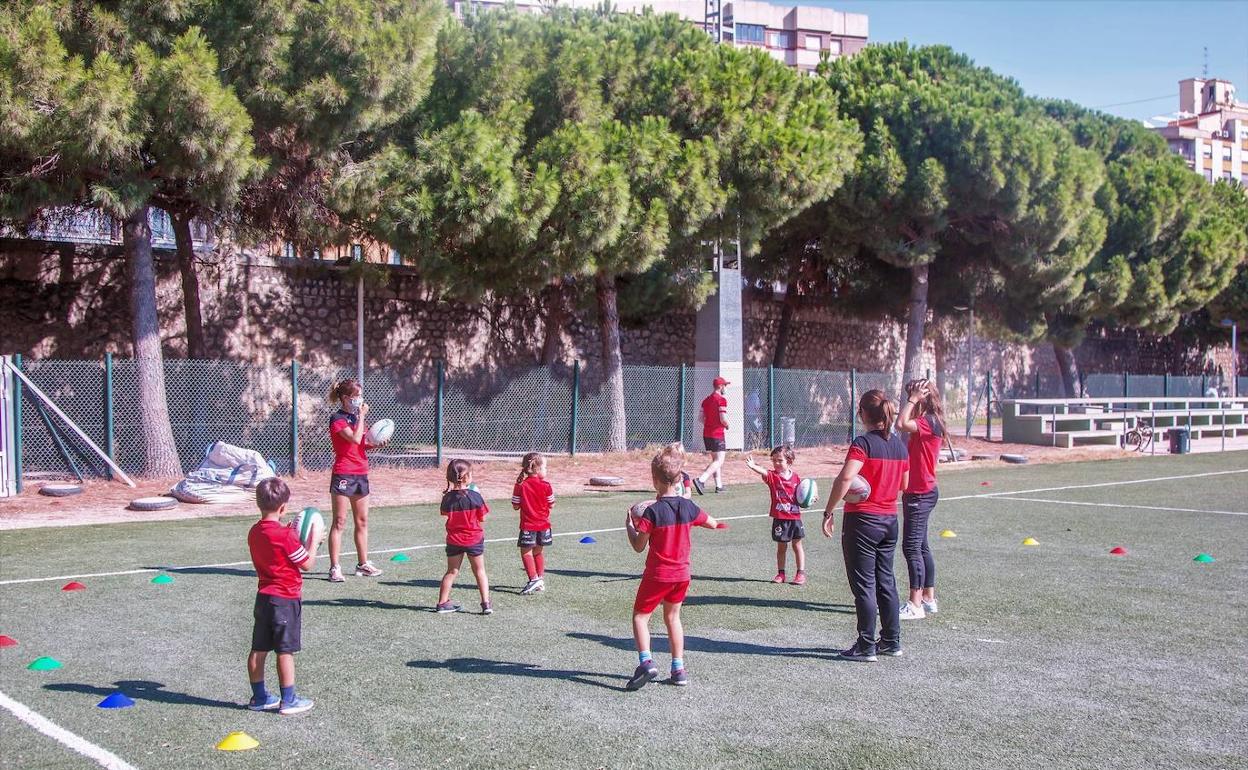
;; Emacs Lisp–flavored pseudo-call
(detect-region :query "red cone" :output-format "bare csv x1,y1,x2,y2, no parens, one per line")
980,481,991,487
0,635,17,647
1109,546,1127,556
61,581,86,591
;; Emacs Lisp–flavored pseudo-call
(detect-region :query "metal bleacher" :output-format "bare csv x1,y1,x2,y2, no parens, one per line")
1001,397,1248,449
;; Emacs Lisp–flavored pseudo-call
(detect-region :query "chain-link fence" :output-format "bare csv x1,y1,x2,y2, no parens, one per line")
10,357,1244,479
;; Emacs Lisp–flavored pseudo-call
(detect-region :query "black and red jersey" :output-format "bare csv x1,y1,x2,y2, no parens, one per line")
329,410,368,475
442,489,490,546
511,475,555,531
701,393,727,439
844,430,909,515
248,519,309,599
766,470,803,520
906,414,944,494
634,496,709,582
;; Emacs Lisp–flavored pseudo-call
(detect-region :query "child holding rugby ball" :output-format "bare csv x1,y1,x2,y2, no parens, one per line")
745,445,807,585
437,459,492,615
512,452,555,596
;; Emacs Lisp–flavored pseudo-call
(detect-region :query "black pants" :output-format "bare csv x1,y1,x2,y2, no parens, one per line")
841,513,900,651
902,488,939,591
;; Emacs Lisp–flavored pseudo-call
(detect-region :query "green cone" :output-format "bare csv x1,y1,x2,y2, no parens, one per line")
390,553,410,562
151,574,174,585
1193,553,1215,563
28,657,62,671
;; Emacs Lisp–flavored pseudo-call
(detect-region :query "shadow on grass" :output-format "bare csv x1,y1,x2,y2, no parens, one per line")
682,595,854,614
568,632,839,660
159,566,255,578
44,680,240,710
304,597,423,612
544,568,769,585
407,657,629,692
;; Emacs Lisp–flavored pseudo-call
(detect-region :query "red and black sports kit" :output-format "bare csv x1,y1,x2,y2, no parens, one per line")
512,476,555,548
701,393,728,452
903,414,944,592
329,409,369,497
841,430,909,654
248,520,310,654
442,489,489,557
766,470,805,543
633,496,708,613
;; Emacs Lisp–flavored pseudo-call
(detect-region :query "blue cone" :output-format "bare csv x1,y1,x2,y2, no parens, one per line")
97,692,135,709
579,536,596,544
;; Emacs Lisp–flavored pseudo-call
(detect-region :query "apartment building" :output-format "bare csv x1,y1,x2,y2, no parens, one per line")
449,1,869,72
1149,77,1248,186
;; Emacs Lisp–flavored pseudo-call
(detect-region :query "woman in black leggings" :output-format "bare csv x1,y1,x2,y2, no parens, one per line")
896,378,945,619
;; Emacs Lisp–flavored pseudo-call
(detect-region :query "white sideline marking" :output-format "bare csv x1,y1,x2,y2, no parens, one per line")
2,468,1245,587
987,497,1248,517
0,690,138,770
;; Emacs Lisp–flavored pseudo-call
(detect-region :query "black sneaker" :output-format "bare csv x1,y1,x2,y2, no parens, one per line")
435,601,462,614
878,643,903,658
669,667,688,686
626,661,660,691
837,644,878,663
691,477,705,496
715,486,726,493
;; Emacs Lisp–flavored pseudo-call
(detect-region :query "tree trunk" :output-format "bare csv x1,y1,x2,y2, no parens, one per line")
540,279,567,366
172,211,207,359
902,263,930,382
595,270,627,453
1053,343,1081,398
124,206,182,478
773,285,798,368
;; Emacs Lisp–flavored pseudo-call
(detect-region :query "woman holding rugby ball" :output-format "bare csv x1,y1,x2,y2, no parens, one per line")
327,379,383,582
895,378,945,619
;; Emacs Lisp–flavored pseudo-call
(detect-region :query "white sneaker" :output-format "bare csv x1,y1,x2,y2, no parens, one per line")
898,602,926,620
354,561,382,577
327,565,345,583
534,578,545,593
520,578,541,595
922,600,939,615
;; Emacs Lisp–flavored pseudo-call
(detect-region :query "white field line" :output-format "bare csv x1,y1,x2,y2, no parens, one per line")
986,497,1248,517
3,468,1245,587
0,690,138,770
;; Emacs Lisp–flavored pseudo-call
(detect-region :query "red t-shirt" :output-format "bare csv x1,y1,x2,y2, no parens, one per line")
634,496,708,582
248,519,309,599
905,414,944,494
701,393,727,439
766,470,803,520
442,489,490,546
844,430,909,516
511,475,555,531
330,410,369,475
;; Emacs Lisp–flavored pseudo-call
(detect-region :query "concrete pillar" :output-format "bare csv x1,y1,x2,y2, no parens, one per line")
695,266,744,450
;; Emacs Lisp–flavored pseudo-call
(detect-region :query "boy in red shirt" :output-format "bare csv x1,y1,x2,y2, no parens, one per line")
246,478,318,715
745,445,807,585
625,448,726,690
693,377,730,494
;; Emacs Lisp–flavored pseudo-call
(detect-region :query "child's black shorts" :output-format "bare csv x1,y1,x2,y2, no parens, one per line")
446,539,485,557
517,529,554,548
771,519,806,543
251,594,302,654
330,473,369,497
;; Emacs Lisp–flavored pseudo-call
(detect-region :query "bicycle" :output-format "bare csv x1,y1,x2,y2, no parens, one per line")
1122,418,1154,452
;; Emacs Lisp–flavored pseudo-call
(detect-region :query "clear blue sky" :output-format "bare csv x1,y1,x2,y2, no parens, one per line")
801,0,1248,122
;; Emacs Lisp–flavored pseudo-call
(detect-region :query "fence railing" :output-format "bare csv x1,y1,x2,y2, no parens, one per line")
8,356,1242,481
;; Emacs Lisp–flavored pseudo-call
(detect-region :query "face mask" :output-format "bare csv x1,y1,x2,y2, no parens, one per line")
349,396,363,409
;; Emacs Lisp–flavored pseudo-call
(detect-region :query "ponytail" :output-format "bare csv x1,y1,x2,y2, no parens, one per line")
445,458,472,493
858,389,896,430
516,452,543,485
329,378,361,406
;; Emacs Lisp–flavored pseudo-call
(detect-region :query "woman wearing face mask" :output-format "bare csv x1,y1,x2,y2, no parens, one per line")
326,379,381,582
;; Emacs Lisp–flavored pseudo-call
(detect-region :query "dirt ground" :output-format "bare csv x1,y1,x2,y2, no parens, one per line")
0,437,1140,530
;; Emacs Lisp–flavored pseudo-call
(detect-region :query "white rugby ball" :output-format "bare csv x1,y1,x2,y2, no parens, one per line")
365,418,394,446
629,499,656,520
291,507,326,550
796,478,818,508
843,475,872,504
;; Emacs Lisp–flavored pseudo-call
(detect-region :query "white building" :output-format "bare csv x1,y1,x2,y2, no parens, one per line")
1149,78,1248,185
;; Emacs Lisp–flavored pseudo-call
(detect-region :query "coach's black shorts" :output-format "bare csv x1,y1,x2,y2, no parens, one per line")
771,519,806,543
330,473,369,498
251,594,302,654
703,436,727,452
446,539,485,558
518,529,554,548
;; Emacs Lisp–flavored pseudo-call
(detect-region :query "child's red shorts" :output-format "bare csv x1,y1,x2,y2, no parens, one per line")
633,576,690,613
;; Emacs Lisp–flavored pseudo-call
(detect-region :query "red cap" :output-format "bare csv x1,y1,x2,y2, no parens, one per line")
713,377,730,387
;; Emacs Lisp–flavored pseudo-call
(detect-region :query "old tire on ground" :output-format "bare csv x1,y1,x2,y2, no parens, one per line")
38,483,83,497
128,496,179,511
999,454,1030,465
588,476,625,487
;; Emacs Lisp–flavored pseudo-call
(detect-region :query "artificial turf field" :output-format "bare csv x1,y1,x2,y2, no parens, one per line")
1,452,1246,770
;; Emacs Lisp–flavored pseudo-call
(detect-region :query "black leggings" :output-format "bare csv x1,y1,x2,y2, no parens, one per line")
901,489,939,591
841,513,900,650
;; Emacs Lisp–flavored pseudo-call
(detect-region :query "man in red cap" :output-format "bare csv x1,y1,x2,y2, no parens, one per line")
692,377,730,494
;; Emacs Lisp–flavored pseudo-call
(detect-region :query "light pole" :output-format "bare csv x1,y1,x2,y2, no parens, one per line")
953,304,974,438
1222,318,1238,397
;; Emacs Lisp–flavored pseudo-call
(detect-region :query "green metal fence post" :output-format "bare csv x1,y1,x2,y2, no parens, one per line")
767,365,776,448
986,371,994,441
1123,371,1129,398
1163,373,1169,398
1034,370,1041,398
676,363,686,444
289,361,299,476
848,368,857,442
435,360,444,465
1078,371,1085,398
1201,374,1208,400
103,353,114,480
13,353,21,494
568,361,580,457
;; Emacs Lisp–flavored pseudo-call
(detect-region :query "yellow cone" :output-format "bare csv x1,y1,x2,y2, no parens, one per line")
216,731,259,751
940,529,957,538
1022,537,1039,546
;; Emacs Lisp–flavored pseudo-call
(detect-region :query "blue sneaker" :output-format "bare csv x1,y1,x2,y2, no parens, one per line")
626,661,660,691
246,694,279,711
278,696,314,715
669,667,689,686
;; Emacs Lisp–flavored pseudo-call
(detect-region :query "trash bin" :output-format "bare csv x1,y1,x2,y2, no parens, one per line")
780,417,796,446
1168,427,1190,455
